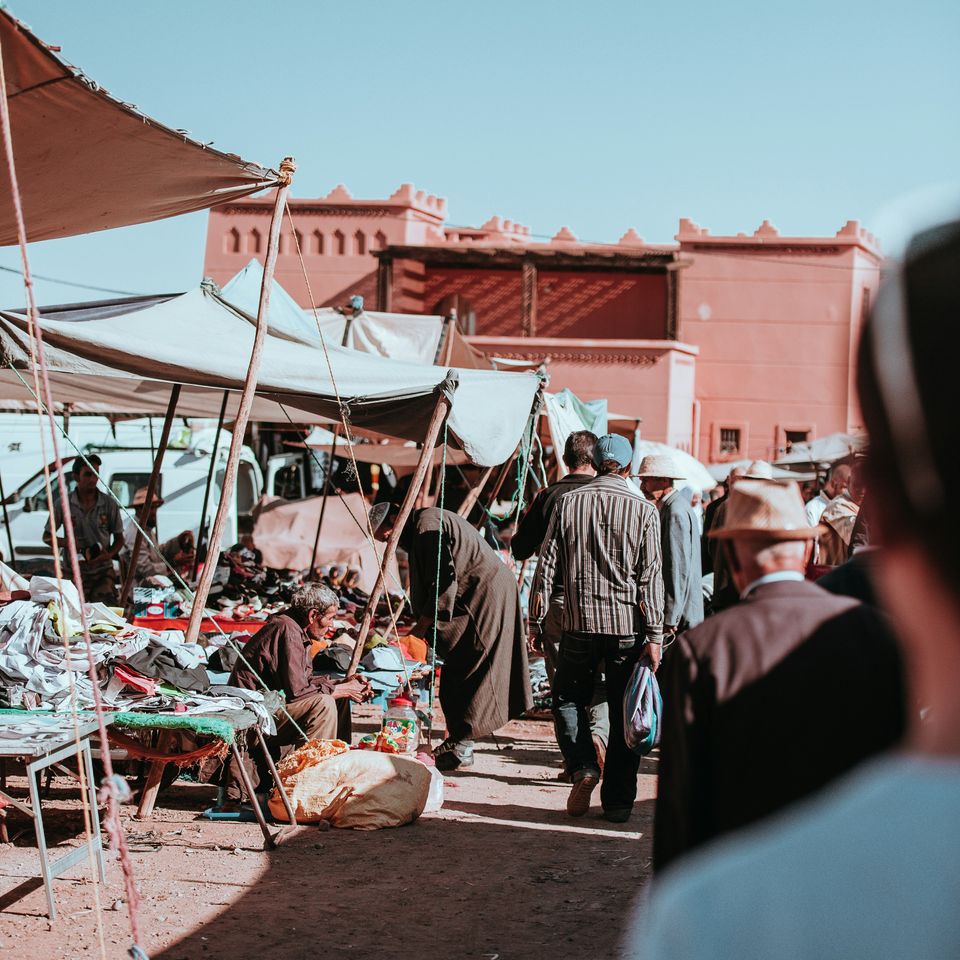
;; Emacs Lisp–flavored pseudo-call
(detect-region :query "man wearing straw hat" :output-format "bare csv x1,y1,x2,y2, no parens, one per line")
636,453,704,638
652,478,904,872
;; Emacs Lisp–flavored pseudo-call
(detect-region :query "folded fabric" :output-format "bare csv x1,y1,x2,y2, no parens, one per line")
112,663,159,696
123,641,211,693
361,646,406,672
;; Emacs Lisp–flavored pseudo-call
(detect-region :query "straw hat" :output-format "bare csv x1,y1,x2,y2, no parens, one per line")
132,487,164,508
635,453,687,480
741,460,774,480
708,478,823,541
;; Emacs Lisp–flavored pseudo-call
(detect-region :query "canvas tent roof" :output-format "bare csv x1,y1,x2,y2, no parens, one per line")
0,10,281,245
221,259,491,368
0,286,541,465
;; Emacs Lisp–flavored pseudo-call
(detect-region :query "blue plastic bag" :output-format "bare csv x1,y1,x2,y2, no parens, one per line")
623,657,662,755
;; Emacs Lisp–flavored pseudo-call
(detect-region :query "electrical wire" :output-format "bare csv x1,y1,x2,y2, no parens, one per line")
0,263,144,297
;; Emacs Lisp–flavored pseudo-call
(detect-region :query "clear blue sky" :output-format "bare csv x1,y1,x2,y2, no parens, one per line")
2,0,958,306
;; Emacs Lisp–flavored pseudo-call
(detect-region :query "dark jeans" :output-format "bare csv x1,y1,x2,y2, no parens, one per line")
542,598,610,750
552,631,642,813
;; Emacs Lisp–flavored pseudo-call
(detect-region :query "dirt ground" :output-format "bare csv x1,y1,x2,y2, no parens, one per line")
0,709,656,959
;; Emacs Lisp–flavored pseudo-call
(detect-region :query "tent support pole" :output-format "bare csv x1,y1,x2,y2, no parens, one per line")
473,449,518,527
191,390,229,582
0,467,15,566
311,425,340,569
456,466,493,518
120,384,181,608
347,391,451,676
185,158,297,645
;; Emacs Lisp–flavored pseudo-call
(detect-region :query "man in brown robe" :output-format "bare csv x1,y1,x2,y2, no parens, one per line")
374,505,532,771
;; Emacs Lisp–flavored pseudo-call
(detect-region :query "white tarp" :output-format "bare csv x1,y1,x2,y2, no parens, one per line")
221,259,445,364
0,286,540,466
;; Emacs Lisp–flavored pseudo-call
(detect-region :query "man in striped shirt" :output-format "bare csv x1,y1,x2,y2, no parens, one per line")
532,433,665,822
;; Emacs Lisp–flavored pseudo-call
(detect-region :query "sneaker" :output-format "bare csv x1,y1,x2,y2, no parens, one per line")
434,739,475,772
602,807,632,823
566,773,599,817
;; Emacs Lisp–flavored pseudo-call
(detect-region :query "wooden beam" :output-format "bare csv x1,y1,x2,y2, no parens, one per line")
185,159,296,645
377,255,393,311
456,466,494,518
521,259,538,337
347,390,452,675
120,384,181,606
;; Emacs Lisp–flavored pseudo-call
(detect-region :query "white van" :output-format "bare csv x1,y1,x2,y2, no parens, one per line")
1,444,265,567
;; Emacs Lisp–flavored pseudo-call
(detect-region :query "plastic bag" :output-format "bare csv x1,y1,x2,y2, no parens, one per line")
623,657,662,755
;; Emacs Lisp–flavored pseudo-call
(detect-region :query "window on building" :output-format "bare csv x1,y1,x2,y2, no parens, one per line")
784,429,809,451
248,228,262,255
374,230,387,251
719,427,741,457
333,230,346,255
313,230,325,255
225,227,241,254
354,230,366,256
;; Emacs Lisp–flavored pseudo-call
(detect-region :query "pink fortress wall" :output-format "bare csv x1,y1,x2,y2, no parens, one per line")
675,219,881,461
204,188,880,464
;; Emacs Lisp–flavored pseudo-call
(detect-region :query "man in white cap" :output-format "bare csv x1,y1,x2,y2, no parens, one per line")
651,478,904,873
637,454,704,636
533,433,665,822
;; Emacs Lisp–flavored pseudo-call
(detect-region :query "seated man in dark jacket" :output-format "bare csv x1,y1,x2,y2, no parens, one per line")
224,582,371,801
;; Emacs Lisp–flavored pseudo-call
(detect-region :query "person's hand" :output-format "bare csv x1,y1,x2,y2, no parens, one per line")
645,640,663,673
527,621,544,656
334,675,373,703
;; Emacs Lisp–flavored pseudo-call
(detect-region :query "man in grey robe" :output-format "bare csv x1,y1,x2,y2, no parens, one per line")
374,504,532,771
637,454,704,637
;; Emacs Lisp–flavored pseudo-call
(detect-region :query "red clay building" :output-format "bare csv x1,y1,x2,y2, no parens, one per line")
204,184,881,462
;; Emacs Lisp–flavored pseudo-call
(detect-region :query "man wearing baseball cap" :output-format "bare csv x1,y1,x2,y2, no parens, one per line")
532,433,665,822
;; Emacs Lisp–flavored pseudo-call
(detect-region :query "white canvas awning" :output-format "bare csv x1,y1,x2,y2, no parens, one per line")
221,259,490,368
0,286,541,465
0,11,281,245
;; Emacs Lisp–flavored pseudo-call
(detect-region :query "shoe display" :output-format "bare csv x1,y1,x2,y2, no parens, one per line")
566,773,599,817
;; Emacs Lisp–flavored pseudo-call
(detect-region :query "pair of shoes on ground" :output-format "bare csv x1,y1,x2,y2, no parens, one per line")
434,738,475,772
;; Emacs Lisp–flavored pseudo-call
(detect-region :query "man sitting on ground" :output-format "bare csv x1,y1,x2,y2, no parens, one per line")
222,582,372,802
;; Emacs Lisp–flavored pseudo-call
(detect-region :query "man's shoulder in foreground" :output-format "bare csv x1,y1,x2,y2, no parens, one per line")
632,754,960,960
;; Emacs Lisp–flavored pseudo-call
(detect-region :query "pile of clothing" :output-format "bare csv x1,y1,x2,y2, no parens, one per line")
0,562,271,731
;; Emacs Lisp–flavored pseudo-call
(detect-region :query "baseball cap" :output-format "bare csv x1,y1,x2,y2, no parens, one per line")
593,433,633,469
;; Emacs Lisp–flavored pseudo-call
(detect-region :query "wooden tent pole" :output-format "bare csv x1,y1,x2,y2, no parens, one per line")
191,390,229,582
185,158,296,645
0,467,15,565
456,466,494,518
120,384,181,606
347,391,451,675
311,425,340,568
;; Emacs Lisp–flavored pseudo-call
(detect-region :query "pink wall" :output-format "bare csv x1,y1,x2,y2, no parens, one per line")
675,219,881,461
203,189,880,466
468,337,698,449
203,183,448,307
